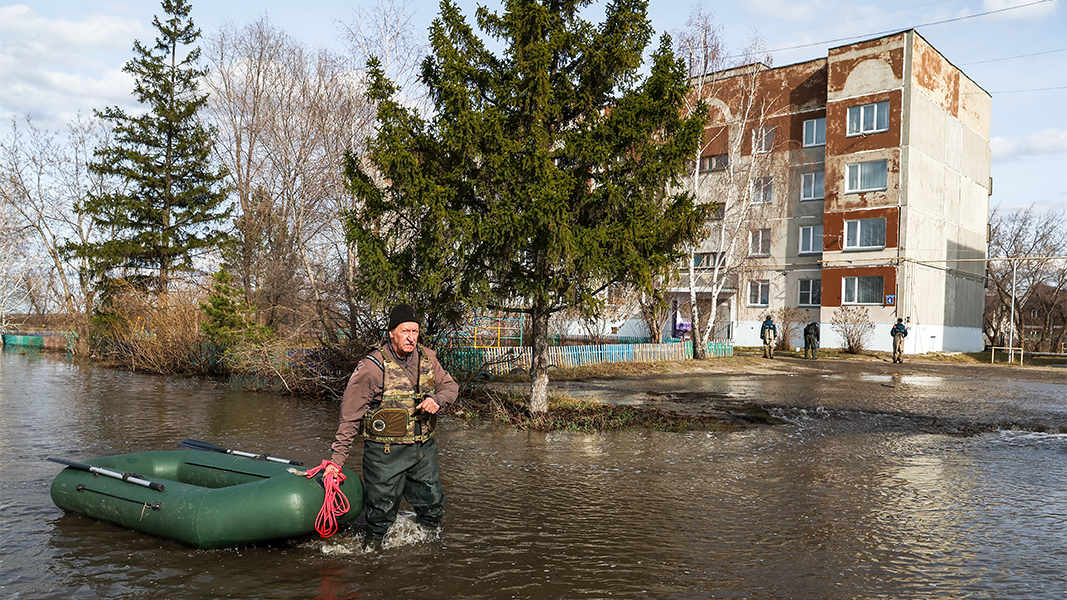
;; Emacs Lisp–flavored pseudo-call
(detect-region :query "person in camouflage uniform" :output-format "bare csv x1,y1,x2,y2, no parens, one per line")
891,318,908,363
760,315,778,359
326,304,459,550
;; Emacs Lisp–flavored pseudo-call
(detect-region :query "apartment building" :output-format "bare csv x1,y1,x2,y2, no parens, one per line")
673,30,992,354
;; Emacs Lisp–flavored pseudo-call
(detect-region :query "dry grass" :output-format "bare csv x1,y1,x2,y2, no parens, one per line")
95,284,215,375
447,386,736,433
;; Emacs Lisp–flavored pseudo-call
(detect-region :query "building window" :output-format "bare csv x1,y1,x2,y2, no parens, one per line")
799,225,823,255
754,126,774,154
803,117,825,147
843,275,884,305
693,252,725,268
749,280,770,306
750,228,771,256
799,279,821,306
845,159,888,193
801,170,824,200
847,101,890,136
701,154,728,171
844,217,886,250
753,177,773,204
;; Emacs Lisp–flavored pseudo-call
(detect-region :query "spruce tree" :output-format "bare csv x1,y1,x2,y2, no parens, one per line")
80,0,230,293
346,0,709,412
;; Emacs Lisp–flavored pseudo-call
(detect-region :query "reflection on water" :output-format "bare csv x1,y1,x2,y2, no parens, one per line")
2,349,1065,599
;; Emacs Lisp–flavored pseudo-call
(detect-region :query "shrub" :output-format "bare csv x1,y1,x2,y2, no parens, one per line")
774,306,805,351
93,282,214,375
830,305,875,354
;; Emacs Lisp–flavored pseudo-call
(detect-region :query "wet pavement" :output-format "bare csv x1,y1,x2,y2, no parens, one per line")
545,357,1067,435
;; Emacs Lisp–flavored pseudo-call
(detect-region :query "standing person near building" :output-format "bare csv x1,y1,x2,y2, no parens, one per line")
803,321,820,360
891,318,908,363
326,304,459,551
760,315,778,359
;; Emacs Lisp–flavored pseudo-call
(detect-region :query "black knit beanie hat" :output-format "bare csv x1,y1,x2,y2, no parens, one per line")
388,304,420,330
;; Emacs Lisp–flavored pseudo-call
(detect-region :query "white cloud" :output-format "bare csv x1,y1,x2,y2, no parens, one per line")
744,0,824,22
0,4,144,62
982,0,1061,19
0,4,145,131
991,128,1067,162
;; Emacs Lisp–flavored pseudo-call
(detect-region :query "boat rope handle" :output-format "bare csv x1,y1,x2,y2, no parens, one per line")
304,460,350,538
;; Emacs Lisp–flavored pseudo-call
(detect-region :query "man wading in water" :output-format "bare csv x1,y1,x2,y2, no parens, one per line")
326,304,459,551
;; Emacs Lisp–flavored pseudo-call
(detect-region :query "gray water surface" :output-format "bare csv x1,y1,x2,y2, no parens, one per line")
2,350,1065,599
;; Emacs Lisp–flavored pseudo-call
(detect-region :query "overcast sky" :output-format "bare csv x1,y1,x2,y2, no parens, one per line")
1,0,1064,212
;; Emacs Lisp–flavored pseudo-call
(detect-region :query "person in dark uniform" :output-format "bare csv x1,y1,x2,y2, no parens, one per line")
803,321,820,360
326,304,459,550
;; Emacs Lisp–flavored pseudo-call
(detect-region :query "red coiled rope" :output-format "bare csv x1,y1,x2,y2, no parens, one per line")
305,460,350,538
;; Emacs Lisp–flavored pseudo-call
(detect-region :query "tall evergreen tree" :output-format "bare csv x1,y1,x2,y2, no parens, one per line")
346,0,709,412
79,0,230,293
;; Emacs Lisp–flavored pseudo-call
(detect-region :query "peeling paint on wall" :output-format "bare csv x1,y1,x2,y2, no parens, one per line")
682,29,990,352
827,34,905,96
820,265,898,308
822,206,900,252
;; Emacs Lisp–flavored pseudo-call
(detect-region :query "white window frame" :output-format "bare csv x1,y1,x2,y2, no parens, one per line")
843,275,884,305
803,117,826,147
799,279,821,307
749,228,771,256
753,126,775,154
693,252,726,268
844,217,887,251
701,154,728,171
753,177,773,204
847,101,890,136
799,225,823,255
845,159,888,193
748,280,770,307
801,170,824,201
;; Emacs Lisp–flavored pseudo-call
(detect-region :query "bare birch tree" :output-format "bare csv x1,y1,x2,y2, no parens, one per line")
204,20,375,340
675,5,722,358
675,19,788,354
0,184,31,329
202,19,288,307
0,115,119,350
342,0,430,114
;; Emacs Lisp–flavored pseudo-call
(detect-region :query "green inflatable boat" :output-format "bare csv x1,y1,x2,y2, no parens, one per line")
49,442,363,549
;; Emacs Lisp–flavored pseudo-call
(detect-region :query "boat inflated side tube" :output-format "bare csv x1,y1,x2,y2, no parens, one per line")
49,450,363,548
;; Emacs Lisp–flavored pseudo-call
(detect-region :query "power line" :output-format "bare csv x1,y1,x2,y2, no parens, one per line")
959,48,1067,66
991,86,1067,94
739,0,1057,58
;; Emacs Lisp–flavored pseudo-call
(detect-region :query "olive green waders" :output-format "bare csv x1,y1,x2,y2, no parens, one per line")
362,437,445,539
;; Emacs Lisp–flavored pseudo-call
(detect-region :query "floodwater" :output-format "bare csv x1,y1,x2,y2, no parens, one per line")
2,349,1065,599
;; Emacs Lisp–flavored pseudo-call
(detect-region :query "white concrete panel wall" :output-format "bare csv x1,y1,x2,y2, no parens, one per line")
816,322,894,353
905,323,985,353
735,320,768,348
615,318,653,340
739,319,983,353
941,325,985,352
